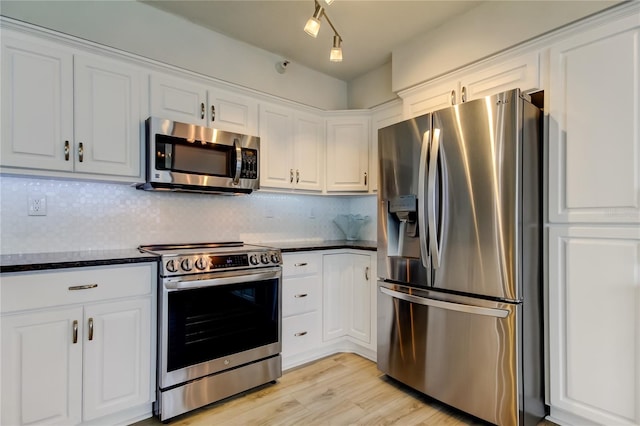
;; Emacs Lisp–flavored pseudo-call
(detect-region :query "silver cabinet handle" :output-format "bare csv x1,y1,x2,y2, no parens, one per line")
294,262,308,267
290,169,294,183
296,169,300,183
461,86,467,103
78,142,84,162
88,318,94,341
64,140,70,161
380,286,509,318
211,105,215,122
365,266,369,281
364,172,368,186
200,102,205,119
68,284,98,291
72,320,78,344
294,293,308,298
294,331,308,337
450,90,456,105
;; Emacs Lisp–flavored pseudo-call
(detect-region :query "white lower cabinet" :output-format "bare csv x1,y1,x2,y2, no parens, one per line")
281,252,322,365
322,252,373,346
0,263,155,426
548,226,640,426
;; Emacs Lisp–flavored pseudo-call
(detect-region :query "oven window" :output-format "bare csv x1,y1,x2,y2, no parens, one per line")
167,279,279,372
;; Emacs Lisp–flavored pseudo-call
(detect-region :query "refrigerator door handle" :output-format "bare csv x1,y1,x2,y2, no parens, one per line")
379,286,509,318
417,129,431,269
428,128,442,268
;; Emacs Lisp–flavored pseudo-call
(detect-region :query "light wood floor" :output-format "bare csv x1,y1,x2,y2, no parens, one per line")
135,353,553,425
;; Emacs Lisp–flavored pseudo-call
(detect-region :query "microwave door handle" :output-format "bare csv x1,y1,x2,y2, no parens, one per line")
232,138,242,185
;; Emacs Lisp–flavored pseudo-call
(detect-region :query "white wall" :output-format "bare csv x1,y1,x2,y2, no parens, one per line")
0,176,377,254
392,0,619,92
0,0,348,110
348,62,397,109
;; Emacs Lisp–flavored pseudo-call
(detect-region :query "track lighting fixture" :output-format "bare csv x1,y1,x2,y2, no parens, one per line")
303,0,343,62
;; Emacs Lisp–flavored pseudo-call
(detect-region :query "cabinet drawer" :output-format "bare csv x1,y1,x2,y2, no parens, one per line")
282,275,319,317
282,311,321,357
1,264,153,313
282,252,320,276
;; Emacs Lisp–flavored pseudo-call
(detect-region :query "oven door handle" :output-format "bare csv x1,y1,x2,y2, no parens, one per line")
164,269,281,290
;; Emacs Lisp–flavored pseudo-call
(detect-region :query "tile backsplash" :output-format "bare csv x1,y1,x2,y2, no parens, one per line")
0,176,377,254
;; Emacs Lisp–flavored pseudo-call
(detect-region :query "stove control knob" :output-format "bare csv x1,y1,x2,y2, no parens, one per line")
249,254,259,265
195,257,208,270
181,258,193,272
270,253,280,264
166,259,178,273
260,253,269,264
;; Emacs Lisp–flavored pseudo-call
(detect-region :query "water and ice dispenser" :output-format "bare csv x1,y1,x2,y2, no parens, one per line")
387,195,421,259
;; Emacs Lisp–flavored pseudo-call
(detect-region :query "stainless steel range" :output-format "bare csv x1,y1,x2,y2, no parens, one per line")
139,242,282,421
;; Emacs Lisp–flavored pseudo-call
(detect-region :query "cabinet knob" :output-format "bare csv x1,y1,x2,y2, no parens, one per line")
290,169,294,183
64,140,70,161
78,142,84,163
461,86,467,103
364,172,368,186
200,102,205,119
294,262,308,267
450,90,456,105
294,331,308,337
294,293,308,298
296,169,300,183
365,266,370,281
211,105,216,122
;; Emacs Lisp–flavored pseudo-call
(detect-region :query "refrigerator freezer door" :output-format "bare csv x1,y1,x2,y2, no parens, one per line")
429,89,538,301
377,282,521,425
377,114,431,287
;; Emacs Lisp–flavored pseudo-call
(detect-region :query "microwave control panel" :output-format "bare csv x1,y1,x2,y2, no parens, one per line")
240,148,258,179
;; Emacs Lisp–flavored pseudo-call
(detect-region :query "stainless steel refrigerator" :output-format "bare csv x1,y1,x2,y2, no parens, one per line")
377,88,545,425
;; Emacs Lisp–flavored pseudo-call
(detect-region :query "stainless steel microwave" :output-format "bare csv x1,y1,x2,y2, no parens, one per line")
138,117,259,194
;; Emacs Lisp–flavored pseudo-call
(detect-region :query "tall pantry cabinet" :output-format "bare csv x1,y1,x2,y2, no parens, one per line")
546,7,640,426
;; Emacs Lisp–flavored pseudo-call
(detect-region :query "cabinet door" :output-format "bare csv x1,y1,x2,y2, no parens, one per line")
259,103,294,189
74,54,142,177
401,78,459,119
548,226,640,425
83,297,151,421
1,34,74,171
326,117,370,192
459,51,539,103
548,15,640,223
150,73,207,126
371,101,403,193
322,254,350,340
348,254,372,344
208,87,258,136
1,307,83,425
293,112,324,192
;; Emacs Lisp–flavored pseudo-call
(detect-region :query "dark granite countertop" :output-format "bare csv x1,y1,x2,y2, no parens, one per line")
0,249,159,273
267,240,377,252
0,240,376,273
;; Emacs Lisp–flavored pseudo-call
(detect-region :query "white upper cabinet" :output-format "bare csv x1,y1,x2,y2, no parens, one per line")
400,51,540,119
325,114,370,192
1,34,74,172
548,12,640,223
150,72,258,135
259,103,324,192
370,101,403,193
1,31,144,180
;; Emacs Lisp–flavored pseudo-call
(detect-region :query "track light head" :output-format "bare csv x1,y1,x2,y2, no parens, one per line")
330,35,342,62
304,3,323,37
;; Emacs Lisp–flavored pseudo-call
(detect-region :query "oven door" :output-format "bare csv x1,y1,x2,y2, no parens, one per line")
159,267,281,389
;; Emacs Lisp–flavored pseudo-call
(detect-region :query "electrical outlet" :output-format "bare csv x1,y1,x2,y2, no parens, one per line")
28,195,47,216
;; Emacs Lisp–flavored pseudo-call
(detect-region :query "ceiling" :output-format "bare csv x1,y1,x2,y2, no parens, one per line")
141,0,481,82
